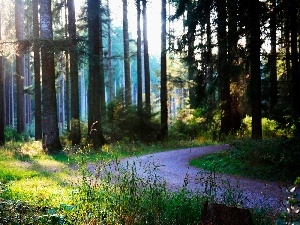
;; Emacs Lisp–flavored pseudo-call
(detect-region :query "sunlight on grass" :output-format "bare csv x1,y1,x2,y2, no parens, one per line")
2,177,73,207
0,140,284,224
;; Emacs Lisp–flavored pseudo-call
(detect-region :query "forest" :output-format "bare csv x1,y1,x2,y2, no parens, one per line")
0,0,299,149
0,0,299,224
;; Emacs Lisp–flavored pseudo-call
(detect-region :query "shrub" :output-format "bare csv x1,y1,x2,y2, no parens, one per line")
170,108,208,141
104,100,160,143
239,115,288,138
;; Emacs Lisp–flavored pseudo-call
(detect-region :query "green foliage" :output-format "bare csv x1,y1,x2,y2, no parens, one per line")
4,127,30,142
239,115,294,138
170,108,209,140
105,99,160,143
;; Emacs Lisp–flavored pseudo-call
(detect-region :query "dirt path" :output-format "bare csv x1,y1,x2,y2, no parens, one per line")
116,145,291,212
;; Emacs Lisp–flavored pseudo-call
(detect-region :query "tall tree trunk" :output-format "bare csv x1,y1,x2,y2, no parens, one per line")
40,0,62,152
206,4,214,123
0,55,3,145
249,0,262,139
142,0,150,113
186,2,197,108
99,1,106,114
0,5,4,145
269,0,278,110
161,0,168,141
88,0,105,149
107,0,114,102
284,21,291,82
136,0,143,140
289,0,300,135
123,0,131,105
136,0,142,111
33,0,42,140
15,0,25,134
64,0,70,132
228,0,241,131
68,0,81,145
216,0,231,135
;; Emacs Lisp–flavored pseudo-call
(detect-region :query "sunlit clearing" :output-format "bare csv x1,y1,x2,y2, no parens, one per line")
5,177,73,207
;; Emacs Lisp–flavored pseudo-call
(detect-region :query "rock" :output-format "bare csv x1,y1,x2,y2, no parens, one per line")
200,201,253,225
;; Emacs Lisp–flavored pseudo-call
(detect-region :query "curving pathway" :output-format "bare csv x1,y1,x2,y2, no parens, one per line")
88,145,295,212
117,145,293,212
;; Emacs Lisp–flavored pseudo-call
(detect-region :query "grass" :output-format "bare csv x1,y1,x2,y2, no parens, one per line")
190,137,300,183
0,139,291,224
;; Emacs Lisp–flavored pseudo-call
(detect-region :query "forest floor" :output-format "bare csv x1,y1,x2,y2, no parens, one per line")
88,144,296,212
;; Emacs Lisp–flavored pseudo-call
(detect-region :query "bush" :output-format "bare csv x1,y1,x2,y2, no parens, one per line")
104,100,160,143
239,115,289,138
4,127,30,142
170,109,208,141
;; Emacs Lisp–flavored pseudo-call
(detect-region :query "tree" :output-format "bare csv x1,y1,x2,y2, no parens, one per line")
87,0,105,149
99,1,106,114
123,0,131,105
0,54,3,145
106,0,114,102
68,0,81,145
136,0,142,111
142,0,151,113
186,1,197,109
228,0,241,131
33,0,42,140
161,0,168,141
216,0,231,135
0,1,4,145
269,0,277,110
40,0,62,152
249,0,262,139
15,0,25,134
289,0,300,135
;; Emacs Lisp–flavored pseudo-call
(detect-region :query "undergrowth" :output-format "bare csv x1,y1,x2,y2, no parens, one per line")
0,139,295,224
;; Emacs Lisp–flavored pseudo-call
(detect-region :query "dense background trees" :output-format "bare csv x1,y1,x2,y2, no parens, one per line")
0,0,299,148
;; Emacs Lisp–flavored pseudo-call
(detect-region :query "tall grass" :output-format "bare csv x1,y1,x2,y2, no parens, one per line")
191,137,300,182
0,140,284,224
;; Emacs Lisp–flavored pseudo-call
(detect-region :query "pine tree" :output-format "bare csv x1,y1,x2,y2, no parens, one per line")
68,0,81,145
123,0,131,105
15,0,25,134
40,0,62,152
0,1,4,145
32,0,42,140
87,0,105,149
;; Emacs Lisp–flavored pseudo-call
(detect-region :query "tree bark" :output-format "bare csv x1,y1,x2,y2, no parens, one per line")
33,0,42,140
99,1,106,114
107,0,114,102
68,0,81,145
142,0,150,113
0,5,4,145
136,0,142,111
123,0,131,105
289,0,300,135
40,0,62,152
228,0,241,131
88,0,105,149
186,2,197,109
161,0,168,141
269,0,278,110
216,0,231,135
249,0,262,139
15,0,25,134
